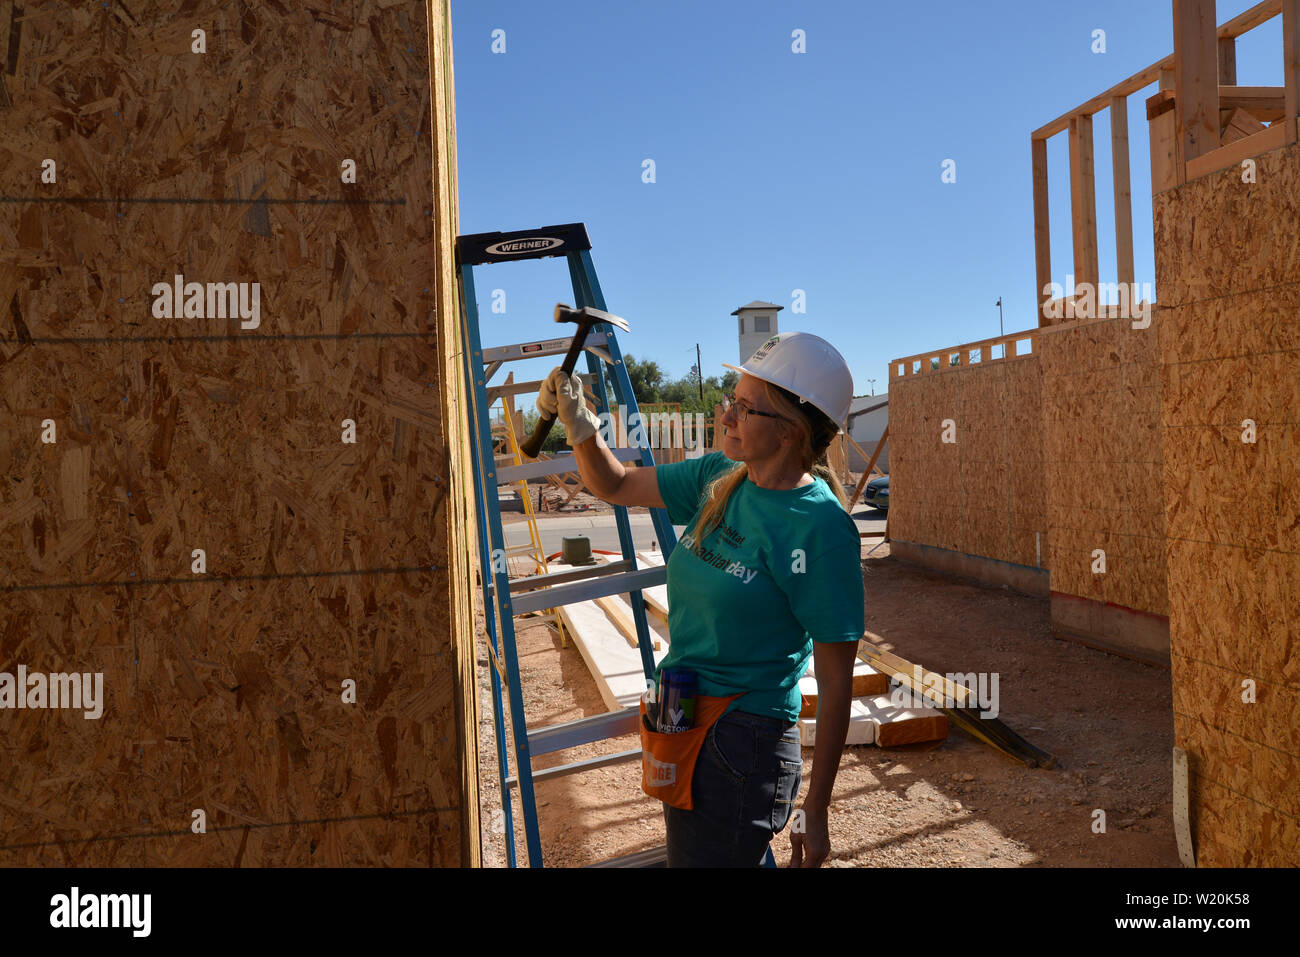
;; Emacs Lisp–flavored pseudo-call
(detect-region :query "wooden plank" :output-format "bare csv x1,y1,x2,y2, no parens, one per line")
847,426,889,511
800,699,876,747
1218,85,1286,118
1219,0,1283,37
1068,114,1099,292
865,695,950,748
556,591,668,712
593,594,661,651
1174,0,1222,168
859,645,980,708
1286,0,1300,143
1218,36,1238,84
1221,107,1268,143
1147,90,1177,121
845,432,886,479
801,693,949,749
890,330,1038,370
799,659,892,717
1149,96,1180,193
1110,95,1135,289
1032,136,1051,327
1185,120,1287,179
632,551,671,619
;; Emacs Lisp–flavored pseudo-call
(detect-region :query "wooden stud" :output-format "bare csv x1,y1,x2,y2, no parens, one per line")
1221,106,1269,144
1218,37,1238,135
1218,85,1286,118
1286,0,1300,143
1068,114,1099,294
1218,36,1238,84
1185,121,1287,179
1032,136,1052,327
846,426,889,511
1110,95,1135,289
1174,0,1222,168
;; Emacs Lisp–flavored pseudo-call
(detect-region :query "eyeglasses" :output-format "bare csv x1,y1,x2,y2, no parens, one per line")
721,392,787,423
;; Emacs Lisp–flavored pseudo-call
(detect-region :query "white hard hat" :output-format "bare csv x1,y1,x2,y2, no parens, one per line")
721,332,854,433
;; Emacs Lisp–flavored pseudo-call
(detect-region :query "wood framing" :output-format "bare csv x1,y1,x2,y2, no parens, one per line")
1218,36,1238,84
1185,120,1287,179
847,426,888,512
1174,0,1222,167
1218,85,1286,118
1032,136,1051,326
1031,1,1280,140
1068,114,1099,292
1110,95,1135,287
1286,0,1300,142
890,329,1038,381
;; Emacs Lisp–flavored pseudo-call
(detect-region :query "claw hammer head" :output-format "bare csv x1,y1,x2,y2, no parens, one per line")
554,303,630,333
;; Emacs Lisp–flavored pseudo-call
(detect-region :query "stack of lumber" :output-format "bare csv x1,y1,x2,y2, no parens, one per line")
797,658,947,747
548,553,948,748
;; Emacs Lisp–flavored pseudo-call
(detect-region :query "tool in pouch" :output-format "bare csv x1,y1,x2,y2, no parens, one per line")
639,668,745,810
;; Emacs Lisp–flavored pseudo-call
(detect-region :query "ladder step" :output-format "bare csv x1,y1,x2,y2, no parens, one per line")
588,846,668,868
510,564,666,616
480,330,610,366
527,707,640,756
496,446,642,484
504,748,641,789
504,557,634,594
486,379,544,403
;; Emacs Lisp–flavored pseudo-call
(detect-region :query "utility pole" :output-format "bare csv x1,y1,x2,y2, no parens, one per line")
696,343,703,401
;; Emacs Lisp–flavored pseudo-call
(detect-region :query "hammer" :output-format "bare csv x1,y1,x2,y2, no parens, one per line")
519,303,629,458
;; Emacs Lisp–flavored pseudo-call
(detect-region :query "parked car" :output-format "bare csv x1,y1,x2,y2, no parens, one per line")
863,475,889,511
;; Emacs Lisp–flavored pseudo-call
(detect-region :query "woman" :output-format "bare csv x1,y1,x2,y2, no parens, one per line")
538,331,863,868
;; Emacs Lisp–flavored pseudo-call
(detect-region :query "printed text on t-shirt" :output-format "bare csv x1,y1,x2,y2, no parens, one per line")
677,530,759,584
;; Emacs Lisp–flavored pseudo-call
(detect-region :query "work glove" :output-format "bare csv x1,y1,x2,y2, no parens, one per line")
538,366,602,447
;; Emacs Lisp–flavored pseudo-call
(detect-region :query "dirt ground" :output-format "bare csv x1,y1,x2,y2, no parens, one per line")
475,503,1182,868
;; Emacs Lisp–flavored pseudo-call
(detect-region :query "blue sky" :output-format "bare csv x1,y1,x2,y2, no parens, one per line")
450,1,1282,397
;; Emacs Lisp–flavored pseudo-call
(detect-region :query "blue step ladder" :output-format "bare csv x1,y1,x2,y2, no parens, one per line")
455,223,680,867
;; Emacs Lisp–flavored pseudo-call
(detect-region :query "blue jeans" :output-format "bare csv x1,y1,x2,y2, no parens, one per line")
662,708,802,867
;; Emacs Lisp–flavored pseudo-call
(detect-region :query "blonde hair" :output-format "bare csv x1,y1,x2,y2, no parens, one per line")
690,380,847,557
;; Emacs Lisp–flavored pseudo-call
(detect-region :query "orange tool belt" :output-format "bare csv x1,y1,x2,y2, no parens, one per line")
639,692,745,810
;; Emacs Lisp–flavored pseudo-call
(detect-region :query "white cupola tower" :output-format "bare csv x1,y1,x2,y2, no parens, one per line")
731,300,783,364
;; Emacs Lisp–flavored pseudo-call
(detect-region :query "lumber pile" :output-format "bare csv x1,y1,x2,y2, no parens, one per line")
550,554,948,749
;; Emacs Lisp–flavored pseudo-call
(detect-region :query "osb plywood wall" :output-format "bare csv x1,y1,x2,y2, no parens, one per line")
0,0,475,865
889,355,1047,568
1153,142,1300,867
1039,317,1168,618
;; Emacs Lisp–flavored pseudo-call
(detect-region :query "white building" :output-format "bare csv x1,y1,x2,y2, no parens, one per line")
731,300,783,364
846,394,889,473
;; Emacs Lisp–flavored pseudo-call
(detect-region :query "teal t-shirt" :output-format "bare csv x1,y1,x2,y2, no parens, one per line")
653,451,865,722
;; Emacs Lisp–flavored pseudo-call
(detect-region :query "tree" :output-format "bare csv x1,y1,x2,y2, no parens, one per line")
621,354,665,404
